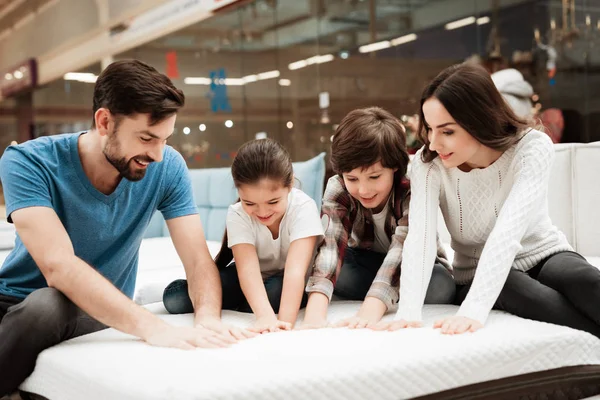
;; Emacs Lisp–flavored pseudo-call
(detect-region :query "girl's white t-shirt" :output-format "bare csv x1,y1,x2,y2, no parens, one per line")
226,188,324,278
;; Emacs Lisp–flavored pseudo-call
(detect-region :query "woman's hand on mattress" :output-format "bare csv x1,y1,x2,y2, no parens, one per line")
248,315,292,334
143,323,235,350
433,316,483,335
370,319,423,331
196,317,258,340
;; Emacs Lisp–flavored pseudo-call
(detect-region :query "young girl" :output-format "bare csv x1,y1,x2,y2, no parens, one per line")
163,139,324,333
377,63,600,337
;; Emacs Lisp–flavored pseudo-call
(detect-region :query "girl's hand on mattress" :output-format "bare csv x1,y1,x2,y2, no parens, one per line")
433,316,483,335
144,324,234,350
370,319,423,331
248,315,292,333
197,318,258,340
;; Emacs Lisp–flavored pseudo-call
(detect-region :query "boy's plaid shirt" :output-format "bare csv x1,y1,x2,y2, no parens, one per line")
306,173,449,309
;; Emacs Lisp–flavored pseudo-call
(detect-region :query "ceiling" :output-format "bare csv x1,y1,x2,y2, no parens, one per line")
143,0,438,53
0,0,56,34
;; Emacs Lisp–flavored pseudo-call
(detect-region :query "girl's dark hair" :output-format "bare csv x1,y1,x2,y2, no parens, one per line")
215,138,293,269
331,107,409,178
92,59,184,128
418,63,529,163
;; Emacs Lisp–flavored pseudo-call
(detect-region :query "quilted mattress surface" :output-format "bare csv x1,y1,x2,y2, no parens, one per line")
20,302,600,400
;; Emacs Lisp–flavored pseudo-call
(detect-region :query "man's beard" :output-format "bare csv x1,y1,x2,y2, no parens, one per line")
103,133,153,182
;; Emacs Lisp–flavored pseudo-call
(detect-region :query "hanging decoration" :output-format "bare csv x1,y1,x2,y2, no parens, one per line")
165,51,180,79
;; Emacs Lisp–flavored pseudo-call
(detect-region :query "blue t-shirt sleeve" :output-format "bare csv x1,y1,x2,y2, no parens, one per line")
157,149,198,220
0,146,53,222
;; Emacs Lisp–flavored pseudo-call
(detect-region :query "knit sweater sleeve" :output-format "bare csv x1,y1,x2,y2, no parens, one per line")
456,133,554,324
394,152,442,321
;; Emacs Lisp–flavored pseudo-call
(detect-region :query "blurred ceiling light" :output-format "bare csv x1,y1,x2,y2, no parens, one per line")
224,78,245,86
185,70,281,86
257,70,280,80
359,40,391,53
279,79,291,86
288,60,308,70
225,120,234,128
340,50,350,59
4,73,12,81
476,16,490,25
63,72,98,83
390,33,417,46
359,33,417,54
184,77,211,85
199,124,207,132
445,16,476,30
286,121,293,129
288,54,334,70
183,127,191,135
255,132,267,139
13,70,23,79
242,74,258,83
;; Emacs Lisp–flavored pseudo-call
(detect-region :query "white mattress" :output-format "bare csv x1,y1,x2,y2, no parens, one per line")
134,237,222,305
21,301,600,400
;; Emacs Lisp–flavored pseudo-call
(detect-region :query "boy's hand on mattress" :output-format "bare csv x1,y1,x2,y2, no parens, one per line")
370,319,423,331
144,323,235,350
433,316,483,335
196,318,258,340
295,318,329,330
333,316,378,329
248,315,292,334
334,297,388,329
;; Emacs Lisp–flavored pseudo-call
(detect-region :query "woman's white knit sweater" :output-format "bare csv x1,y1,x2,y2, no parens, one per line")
396,130,573,324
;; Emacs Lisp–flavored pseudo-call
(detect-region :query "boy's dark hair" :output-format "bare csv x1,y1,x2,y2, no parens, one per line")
418,63,529,163
91,59,185,128
215,138,293,269
331,107,409,178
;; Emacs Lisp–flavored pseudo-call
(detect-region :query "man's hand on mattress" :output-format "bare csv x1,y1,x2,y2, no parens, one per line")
143,323,236,350
196,317,257,340
248,315,292,334
370,319,423,331
433,316,483,335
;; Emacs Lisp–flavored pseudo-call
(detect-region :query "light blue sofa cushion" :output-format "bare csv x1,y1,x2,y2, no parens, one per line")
144,152,326,242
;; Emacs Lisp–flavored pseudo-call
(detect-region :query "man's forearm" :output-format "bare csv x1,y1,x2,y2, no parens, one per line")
187,259,222,324
51,255,166,340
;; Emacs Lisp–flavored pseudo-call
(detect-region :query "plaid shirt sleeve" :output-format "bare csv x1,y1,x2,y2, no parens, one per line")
305,176,353,301
365,191,411,310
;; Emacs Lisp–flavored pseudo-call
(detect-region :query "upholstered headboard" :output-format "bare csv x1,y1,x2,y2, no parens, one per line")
144,152,327,242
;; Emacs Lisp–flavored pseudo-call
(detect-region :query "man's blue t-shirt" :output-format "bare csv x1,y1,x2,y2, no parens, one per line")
0,132,198,299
